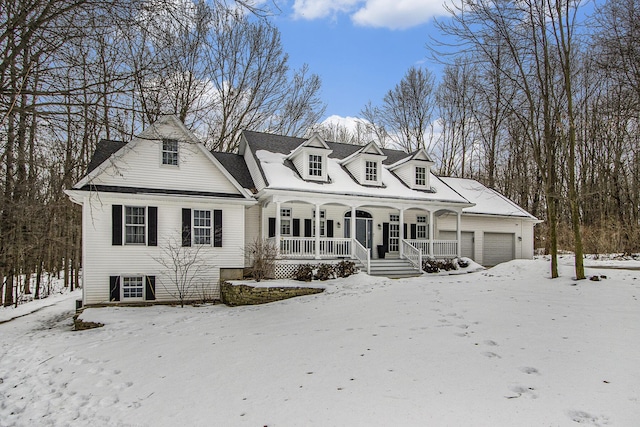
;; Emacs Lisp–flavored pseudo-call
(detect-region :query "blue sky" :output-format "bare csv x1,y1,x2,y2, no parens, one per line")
270,0,449,121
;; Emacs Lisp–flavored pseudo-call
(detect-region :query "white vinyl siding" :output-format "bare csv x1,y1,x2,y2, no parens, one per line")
81,195,246,305
91,138,240,195
244,148,266,191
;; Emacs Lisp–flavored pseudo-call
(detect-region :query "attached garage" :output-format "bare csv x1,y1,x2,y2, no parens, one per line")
439,231,474,259
482,232,515,266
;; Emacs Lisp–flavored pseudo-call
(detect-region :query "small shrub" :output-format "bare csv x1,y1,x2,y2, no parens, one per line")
315,263,335,281
456,258,470,268
422,257,440,273
335,260,358,278
439,259,457,271
422,258,460,273
293,264,313,281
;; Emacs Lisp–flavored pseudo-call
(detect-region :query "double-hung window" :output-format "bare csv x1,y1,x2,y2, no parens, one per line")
308,154,322,177
415,166,426,186
125,206,146,244
416,215,428,239
312,209,326,236
281,208,292,235
193,210,212,245
365,161,378,182
162,139,179,166
122,276,144,299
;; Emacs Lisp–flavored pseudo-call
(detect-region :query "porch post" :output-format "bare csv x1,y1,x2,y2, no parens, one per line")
456,211,462,257
350,206,356,257
275,201,281,255
429,210,434,257
399,208,405,258
315,203,321,259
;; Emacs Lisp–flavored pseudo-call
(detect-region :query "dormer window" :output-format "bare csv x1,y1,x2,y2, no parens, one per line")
415,166,426,186
309,154,323,177
162,139,179,166
365,161,378,182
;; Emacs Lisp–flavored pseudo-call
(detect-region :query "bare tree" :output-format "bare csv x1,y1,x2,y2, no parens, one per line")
363,66,436,153
153,237,213,307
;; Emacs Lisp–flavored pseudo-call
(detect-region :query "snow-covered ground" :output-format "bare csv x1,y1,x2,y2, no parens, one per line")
1,257,639,426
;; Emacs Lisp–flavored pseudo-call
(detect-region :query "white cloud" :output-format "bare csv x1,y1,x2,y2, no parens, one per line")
292,0,446,29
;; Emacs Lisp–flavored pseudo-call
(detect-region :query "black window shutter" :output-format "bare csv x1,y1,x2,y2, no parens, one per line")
268,217,276,238
110,276,120,301
292,219,300,237
112,205,122,246
403,223,408,239
145,276,156,301
182,208,191,247
148,206,158,246
214,209,222,247
383,223,389,252
411,224,417,239
327,220,334,238
304,219,312,237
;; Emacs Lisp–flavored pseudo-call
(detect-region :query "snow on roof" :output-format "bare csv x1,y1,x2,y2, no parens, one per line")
440,177,538,219
256,149,470,205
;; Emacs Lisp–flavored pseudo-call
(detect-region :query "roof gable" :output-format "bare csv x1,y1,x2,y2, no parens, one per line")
74,115,252,199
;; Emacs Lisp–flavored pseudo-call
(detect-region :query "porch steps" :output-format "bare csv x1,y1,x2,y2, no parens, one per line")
366,258,422,279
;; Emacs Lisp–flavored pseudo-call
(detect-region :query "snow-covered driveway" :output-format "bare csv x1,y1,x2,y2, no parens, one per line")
1,258,639,426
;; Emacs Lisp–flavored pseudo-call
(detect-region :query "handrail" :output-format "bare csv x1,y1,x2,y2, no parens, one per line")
404,239,458,258
401,240,422,273
352,239,370,275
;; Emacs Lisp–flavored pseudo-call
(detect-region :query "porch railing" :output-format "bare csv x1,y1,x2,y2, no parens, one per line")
404,239,459,258
353,239,370,275
401,240,422,273
271,237,353,259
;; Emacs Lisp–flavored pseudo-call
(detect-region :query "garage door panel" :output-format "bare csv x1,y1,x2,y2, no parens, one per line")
483,232,515,266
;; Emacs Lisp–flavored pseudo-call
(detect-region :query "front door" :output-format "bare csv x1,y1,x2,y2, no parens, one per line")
344,210,373,249
355,218,373,249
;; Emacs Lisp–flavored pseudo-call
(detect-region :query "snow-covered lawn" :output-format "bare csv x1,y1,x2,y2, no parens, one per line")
1,257,639,426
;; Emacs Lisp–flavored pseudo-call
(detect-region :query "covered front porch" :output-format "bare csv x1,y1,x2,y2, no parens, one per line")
260,194,466,274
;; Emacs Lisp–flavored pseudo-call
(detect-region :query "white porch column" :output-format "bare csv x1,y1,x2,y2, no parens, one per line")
456,211,462,257
275,201,281,255
399,208,405,258
315,203,321,259
350,206,356,256
429,210,434,257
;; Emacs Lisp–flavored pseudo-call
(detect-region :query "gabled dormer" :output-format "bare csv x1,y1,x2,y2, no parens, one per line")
286,133,333,183
340,141,387,187
388,149,436,190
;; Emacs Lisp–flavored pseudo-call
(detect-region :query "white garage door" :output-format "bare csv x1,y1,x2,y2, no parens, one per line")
483,232,515,266
439,231,475,260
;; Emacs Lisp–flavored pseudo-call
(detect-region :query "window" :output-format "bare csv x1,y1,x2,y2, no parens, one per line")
417,215,427,239
415,166,426,186
309,154,322,177
365,161,378,182
390,214,399,222
122,276,144,299
281,208,292,235
162,139,179,166
313,209,326,236
193,210,211,245
125,206,145,244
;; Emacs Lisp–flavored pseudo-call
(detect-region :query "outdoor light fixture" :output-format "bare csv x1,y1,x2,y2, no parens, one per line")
377,224,381,229
337,222,341,228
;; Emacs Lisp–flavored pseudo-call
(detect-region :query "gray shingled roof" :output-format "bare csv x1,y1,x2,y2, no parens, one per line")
86,139,127,174
211,151,256,191
241,130,409,165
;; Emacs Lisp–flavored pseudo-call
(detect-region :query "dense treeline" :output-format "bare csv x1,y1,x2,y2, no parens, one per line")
0,0,325,306
2,0,638,305
317,0,639,278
